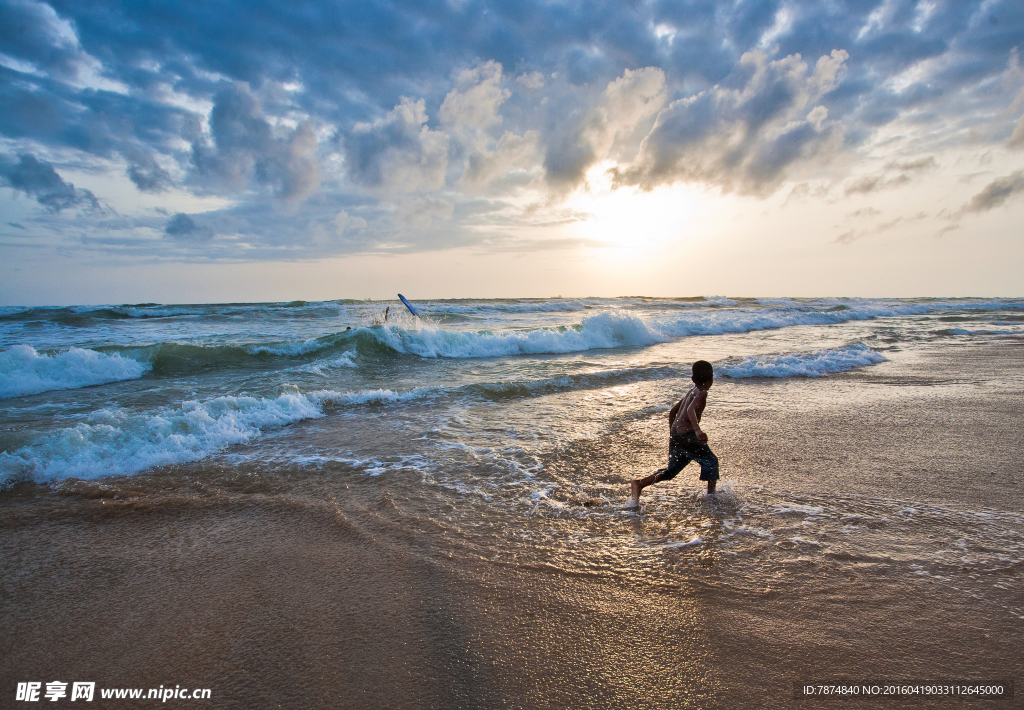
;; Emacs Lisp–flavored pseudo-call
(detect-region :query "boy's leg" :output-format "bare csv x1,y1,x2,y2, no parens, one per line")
689,445,719,495
630,438,689,504
630,472,661,502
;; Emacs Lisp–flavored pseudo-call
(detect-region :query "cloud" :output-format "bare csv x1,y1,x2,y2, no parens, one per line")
542,66,668,189
961,170,1024,212
834,211,927,244
0,153,99,211
458,129,541,192
439,61,509,139
124,148,173,193
438,61,543,193
190,82,320,202
516,72,545,90
1,0,1023,259
395,197,454,229
1010,116,1024,147
343,97,448,193
844,155,938,195
1009,85,1024,147
164,212,214,241
612,50,848,194
846,207,882,219
844,173,912,195
884,157,938,172
429,61,544,194
333,209,367,237
0,0,116,87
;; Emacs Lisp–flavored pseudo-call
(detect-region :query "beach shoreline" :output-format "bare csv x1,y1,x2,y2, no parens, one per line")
1,496,721,709
2,313,1023,708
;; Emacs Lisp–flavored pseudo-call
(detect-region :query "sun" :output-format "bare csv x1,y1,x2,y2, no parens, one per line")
567,162,710,252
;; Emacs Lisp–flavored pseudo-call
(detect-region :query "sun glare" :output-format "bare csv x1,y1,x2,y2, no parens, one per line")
568,162,710,254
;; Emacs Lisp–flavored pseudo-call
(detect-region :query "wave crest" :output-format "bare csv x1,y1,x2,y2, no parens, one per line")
0,345,149,398
371,311,666,358
0,390,323,484
719,343,886,378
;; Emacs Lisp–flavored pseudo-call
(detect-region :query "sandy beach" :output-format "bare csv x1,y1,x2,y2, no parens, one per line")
4,338,1021,708
3,0,1024,703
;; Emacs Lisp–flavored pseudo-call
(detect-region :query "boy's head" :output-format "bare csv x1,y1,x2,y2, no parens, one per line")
692,360,713,388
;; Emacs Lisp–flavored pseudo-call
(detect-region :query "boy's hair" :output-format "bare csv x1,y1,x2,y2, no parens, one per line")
692,360,713,385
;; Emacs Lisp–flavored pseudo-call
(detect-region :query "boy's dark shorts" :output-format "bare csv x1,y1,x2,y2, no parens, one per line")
654,432,719,482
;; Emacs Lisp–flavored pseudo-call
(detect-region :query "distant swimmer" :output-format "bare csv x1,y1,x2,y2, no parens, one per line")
371,306,390,325
628,360,719,507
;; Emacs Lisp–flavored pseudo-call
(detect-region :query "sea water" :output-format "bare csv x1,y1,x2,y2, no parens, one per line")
1,296,1023,625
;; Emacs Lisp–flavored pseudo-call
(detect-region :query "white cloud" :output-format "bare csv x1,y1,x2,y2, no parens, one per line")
458,129,542,192
344,97,448,194
439,61,509,138
333,209,367,236
395,196,454,228
613,50,849,194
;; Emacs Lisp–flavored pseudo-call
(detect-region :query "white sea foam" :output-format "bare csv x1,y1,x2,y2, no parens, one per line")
772,503,826,516
0,390,323,483
663,535,704,548
658,303,914,338
703,296,739,306
943,327,1024,336
656,299,1024,341
308,387,436,406
719,343,886,378
298,351,358,375
0,345,149,398
111,306,208,318
241,299,1024,361
247,338,333,356
371,311,666,358
295,453,435,476
424,300,588,315
0,385,443,484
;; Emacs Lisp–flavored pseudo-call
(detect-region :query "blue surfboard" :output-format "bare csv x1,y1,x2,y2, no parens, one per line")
397,293,419,317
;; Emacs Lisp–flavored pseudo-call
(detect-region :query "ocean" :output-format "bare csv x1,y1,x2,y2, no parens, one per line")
2,296,1022,707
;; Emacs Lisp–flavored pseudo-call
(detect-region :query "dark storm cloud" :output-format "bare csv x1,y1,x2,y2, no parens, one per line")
0,0,1021,256
0,153,99,211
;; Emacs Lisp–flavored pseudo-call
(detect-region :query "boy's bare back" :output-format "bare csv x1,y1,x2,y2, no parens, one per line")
668,386,708,439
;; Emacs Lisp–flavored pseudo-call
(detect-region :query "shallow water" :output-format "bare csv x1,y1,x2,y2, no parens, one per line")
2,297,1022,707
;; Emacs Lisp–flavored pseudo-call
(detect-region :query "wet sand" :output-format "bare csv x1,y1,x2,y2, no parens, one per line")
1,500,716,709
2,341,1022,708
2,495,1020,708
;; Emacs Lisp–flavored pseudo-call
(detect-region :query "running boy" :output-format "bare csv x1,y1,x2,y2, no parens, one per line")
628,360,719,506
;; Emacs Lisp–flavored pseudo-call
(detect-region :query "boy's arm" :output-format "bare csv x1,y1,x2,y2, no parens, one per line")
684,390,709,442
668,399,682,428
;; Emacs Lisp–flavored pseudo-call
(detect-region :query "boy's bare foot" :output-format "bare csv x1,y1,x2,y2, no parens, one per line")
627,480,640,508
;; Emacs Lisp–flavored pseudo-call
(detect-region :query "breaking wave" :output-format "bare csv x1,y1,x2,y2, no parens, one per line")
370,311,667,357
0,345,149,398
718,343,887,378
0,389,324,483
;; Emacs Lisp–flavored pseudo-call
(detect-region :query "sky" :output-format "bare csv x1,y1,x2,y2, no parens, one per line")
0,0,1022,305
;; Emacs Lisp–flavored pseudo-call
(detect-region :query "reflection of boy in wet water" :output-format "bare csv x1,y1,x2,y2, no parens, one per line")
629,360,719,507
